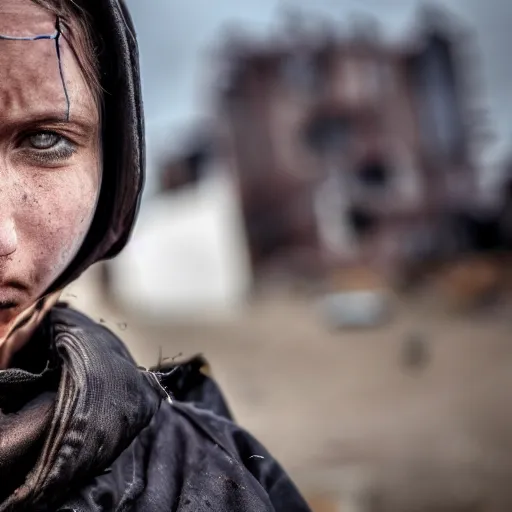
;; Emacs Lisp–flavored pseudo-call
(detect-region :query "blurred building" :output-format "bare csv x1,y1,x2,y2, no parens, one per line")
208,8,484,282
133,6,494,316
108,128,252,319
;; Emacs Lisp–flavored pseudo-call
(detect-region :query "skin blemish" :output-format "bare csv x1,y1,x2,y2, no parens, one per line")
0,0,101,342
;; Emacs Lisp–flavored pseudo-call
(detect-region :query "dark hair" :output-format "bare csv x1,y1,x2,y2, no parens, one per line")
31,0,102,105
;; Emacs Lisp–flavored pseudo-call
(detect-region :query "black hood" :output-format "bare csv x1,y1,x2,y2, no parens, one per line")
52,0,145,291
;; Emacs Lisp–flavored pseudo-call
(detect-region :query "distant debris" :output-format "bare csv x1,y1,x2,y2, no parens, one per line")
401,332,429,370
318,289,391,329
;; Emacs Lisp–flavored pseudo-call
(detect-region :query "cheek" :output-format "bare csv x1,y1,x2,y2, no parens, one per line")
21,166,100,288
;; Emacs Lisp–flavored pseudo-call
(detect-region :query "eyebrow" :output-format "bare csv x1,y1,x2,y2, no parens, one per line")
0,111,99,139
0,17,70,121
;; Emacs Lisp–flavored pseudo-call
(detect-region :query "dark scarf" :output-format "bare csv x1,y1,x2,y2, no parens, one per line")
0,306,161,511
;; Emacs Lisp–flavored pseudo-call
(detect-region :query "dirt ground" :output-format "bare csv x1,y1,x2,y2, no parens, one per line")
66,269,512,511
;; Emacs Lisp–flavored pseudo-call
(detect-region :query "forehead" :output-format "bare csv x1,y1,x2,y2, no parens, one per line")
0,0,55,37
0,0,97,124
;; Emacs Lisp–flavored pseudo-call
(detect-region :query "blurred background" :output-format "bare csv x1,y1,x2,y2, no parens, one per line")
67,1,512,510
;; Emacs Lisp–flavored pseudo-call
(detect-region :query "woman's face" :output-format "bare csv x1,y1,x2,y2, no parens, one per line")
0,0,101,337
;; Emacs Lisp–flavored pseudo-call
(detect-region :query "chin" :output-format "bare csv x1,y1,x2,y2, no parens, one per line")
0,294,32,333
0,308,19,338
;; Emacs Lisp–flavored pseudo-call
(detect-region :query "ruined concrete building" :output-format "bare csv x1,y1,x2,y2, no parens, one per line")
162,8,487,283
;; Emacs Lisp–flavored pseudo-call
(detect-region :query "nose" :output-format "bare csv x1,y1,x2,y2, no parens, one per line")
0,218,17,257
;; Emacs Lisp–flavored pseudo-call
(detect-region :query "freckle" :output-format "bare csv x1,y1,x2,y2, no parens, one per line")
22,193,27,201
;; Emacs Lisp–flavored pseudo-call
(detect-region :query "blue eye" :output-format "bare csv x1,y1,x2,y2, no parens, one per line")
20,130,77,164
28,131,61,150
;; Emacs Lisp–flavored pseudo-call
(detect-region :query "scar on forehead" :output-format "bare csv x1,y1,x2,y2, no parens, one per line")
0,16,70,121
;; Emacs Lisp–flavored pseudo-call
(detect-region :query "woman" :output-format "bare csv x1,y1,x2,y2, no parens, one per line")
0,1,311,510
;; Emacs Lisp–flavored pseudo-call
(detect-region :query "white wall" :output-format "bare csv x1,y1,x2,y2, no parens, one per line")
110,165,252,320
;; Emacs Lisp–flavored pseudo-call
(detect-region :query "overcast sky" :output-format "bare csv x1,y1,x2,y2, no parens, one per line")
124,0,512,196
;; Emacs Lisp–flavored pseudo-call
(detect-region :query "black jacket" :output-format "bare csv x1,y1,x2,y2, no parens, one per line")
1,306,311,511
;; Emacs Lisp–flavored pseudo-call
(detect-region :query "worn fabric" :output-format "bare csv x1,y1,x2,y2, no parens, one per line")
0,305,310,511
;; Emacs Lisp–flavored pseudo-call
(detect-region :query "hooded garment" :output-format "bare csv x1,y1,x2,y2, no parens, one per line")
0,1,311,511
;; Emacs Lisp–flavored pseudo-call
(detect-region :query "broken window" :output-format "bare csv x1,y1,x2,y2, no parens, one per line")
357,159,391,189
347,207,378,237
